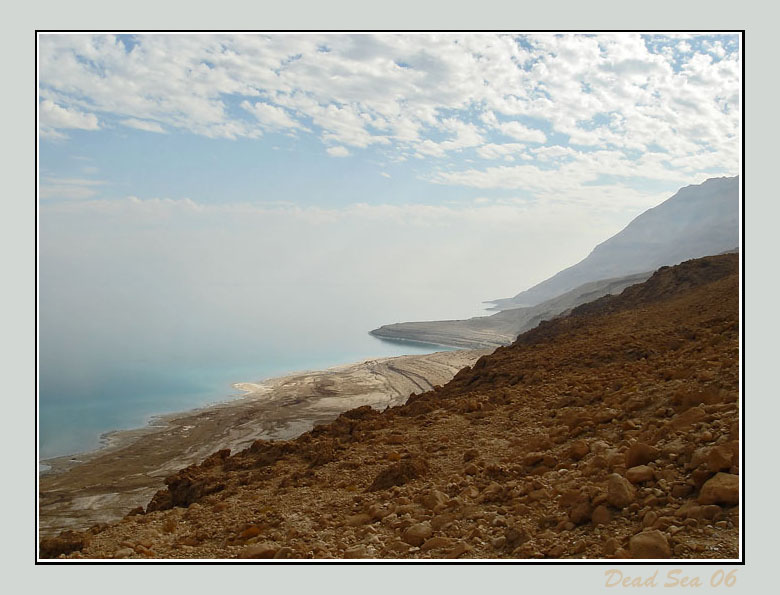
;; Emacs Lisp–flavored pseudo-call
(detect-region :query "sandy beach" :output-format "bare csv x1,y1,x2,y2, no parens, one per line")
39,348,488,536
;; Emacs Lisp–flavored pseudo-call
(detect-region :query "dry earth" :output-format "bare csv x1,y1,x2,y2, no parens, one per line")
40,254,740,560
39,349,487,536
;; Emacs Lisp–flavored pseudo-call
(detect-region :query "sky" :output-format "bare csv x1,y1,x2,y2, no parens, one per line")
39,33,739,208
37,32,741,454
37,31,742,312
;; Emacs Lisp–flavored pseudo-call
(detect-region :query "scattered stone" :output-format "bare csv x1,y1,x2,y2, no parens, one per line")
446,542,471,559
604,538,619,555
625,443,660,468
368,458,429,492
113,548,135,559
421,536,454,552
629,530,671,559
421,490,449,510
698,473,739,505
345,513,373,526
344,545,370,558
570,440,590,460
240,526,262,539
607,473,635,508
626,465,655,484
239,543,279,559
591,505,612,526
402,522,433,546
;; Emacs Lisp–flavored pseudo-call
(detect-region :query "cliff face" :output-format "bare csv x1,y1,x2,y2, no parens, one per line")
490,176,739,309
41,253,739,560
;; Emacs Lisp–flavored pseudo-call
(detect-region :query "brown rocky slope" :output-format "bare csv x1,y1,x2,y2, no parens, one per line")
40,253,740,560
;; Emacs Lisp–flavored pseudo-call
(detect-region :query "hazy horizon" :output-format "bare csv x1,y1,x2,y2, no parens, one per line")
38,32,741,458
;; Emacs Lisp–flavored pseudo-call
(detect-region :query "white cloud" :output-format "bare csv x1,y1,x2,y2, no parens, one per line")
120,118,166,133
39,177,105,200
380,172,391,178
496,121,546,144
476,143,527,160
326,145,350,157
39,99,99,136
241,100,303,131
38,33,740,189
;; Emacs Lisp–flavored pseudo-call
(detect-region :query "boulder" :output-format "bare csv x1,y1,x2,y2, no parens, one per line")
629,530,671,559
239,542,278,559
625,443,660,468
368,458,429,492
591,505,612,526
403,522,433,546
421,536,454,551
626,465,655,483
607,473,635,508
698,473,739,505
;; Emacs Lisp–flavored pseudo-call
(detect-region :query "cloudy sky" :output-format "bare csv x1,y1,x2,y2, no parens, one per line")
38,32,741,339
39,33,739,209
37,32,742,452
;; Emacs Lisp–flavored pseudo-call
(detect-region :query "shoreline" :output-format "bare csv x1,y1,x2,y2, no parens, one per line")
39,347,489,537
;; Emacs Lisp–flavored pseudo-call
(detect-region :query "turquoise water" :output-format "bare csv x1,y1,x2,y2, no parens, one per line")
38,320,463,460
38,203,498,461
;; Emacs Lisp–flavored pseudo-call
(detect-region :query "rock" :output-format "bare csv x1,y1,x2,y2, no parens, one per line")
421,490,449,510
274,547,294,559
569,502,592,525
504,526,529,548
463,449,479,461
239,542,279,559
698,473,739,505
607,473,635,508
591,505,612,526
113,547,135,559
344,545,370,558
368,458,429,492
523,452,544,466
629,530,671,559
368,504,391,520
403,522,433,546
430,513,456,531
39,531,88,559
464,463,479,475
479,482,504,503
446,541,471,559
491,536,507,550
240,526,262,539
421,536,454,551
604,538,619,555
345,513,373,526
626,465,655,484
569,440,590,460
670,405,707,430
691,445,734,471
625,443,660,468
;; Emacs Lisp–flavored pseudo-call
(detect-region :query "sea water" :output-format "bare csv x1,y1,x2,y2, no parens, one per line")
38,301,486,460
38,201,512,462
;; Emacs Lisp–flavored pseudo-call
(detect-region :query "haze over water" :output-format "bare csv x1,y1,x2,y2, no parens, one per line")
38,201,502,459
38,33,740,460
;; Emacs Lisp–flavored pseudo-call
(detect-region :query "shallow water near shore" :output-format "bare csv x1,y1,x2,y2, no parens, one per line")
38,315,478,461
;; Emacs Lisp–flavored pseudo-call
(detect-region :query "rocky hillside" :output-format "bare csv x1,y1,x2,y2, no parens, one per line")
370,270,653,349
40,253,739,560
490,176,739,309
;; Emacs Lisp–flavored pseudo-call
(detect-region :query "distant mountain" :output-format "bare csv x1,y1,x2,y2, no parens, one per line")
488,176,739,310
370,270,653,349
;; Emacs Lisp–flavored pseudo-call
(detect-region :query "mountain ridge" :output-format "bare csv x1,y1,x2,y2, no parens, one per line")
489,176,738,310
